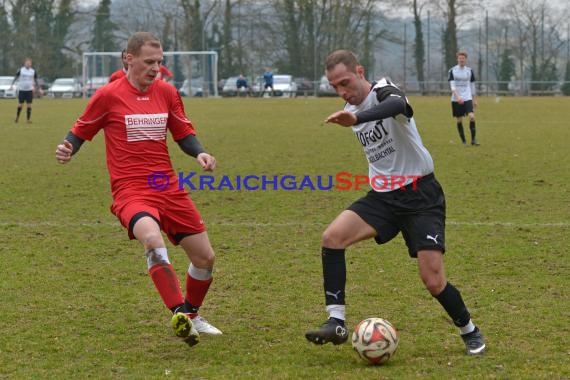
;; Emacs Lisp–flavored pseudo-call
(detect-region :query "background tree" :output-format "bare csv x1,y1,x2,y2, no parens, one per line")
0,1,13,71
442,0,458,70
412,0,426,93
6,0,76,79
501,0,566,94
498,48,515,92
91,0,118,76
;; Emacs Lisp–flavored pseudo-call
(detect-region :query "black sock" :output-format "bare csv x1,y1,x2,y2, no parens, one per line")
322,247,346,305
16,107,22,118
456,122,466,143
434,282,471,327
469,121,476,141
27,108,31,120
184,300,199,314
171,303,185,314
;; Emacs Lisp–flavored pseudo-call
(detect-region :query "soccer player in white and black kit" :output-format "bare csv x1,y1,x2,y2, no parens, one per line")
305,50,486,355
448,51,479,145
12,58,39,124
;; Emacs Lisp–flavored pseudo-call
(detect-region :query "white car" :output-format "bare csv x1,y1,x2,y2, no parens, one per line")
83,76,109,97
179,78,203,97
317,75,336,97
47,78,83,98
221,76,239,97
0,76,17,98
273,75,298,97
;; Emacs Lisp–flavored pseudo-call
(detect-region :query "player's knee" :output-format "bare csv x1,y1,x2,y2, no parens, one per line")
203,250,215,266
321,228,346,249
423,276,446,296
142,232,164,250
193,249,216,268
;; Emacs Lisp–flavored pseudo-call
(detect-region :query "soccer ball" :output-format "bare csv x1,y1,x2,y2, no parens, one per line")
352,317,399,365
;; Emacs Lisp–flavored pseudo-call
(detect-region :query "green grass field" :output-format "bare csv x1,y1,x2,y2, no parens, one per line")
0,96,568,379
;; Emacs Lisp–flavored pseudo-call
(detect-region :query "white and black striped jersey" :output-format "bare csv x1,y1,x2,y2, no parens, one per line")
15,67,37,91
345,78,434,192
448,65,476,102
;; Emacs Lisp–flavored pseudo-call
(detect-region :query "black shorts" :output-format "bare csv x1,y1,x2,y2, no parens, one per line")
347,173,446,257
451,100,473,117
18,90,33,104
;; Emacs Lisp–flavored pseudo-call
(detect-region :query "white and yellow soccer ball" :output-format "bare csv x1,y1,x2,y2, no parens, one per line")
352,317,399,365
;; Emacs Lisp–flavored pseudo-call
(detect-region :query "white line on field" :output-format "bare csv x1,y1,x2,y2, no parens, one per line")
0,220,568,228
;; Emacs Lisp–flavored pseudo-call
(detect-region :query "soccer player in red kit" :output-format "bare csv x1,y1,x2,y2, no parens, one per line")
157,65,173,82
55,32,220,346
108,49,128,83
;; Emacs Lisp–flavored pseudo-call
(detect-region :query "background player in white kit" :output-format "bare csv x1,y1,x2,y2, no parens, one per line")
304,49,486,356
448,51,479,146
11,58,39,124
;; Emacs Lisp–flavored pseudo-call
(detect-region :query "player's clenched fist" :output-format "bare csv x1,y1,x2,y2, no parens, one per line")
56,140,73,164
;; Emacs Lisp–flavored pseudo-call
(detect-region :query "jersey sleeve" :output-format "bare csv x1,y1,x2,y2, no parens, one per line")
167,87,196,140
70,89,109,141
374,80,413,118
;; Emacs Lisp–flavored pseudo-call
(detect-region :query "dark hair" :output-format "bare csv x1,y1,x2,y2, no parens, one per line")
324,50,360,72
126,32,161,56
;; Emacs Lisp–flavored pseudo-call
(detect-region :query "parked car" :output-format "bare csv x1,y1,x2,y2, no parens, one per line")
0,76,17,98
253,74,298,98
47,78,82,98
35,78,51,98
294,77,314,96
271,74,298,97
317,75,336,97
179,78,203,97
83,76,109,97
221,76,239,97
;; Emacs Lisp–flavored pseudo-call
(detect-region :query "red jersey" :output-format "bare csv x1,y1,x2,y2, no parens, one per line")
157,65,173,81
109,68,127,82
71,76,195,198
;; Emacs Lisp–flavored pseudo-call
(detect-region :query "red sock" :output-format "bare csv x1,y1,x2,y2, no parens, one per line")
185,273,212,317
148,263,184,310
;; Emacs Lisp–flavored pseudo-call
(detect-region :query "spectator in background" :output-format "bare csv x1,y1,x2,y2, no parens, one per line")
109,49,128,82
11,57,39,124
261,68,274,97
236,74,250,97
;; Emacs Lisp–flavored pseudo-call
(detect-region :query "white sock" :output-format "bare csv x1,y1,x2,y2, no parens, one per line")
188,264,213,280
459,319,476,335
326,304,346,321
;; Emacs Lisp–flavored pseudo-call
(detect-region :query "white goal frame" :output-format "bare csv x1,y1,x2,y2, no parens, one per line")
82,51,219,97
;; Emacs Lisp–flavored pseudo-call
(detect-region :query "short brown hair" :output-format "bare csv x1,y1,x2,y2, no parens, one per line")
126,32,161,56
324,50,360,73
456,50,468,58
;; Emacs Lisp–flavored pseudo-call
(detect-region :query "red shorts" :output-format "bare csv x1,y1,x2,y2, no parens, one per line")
111,188,205,245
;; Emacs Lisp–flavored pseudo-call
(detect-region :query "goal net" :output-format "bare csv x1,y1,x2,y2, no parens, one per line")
82,51,219,98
